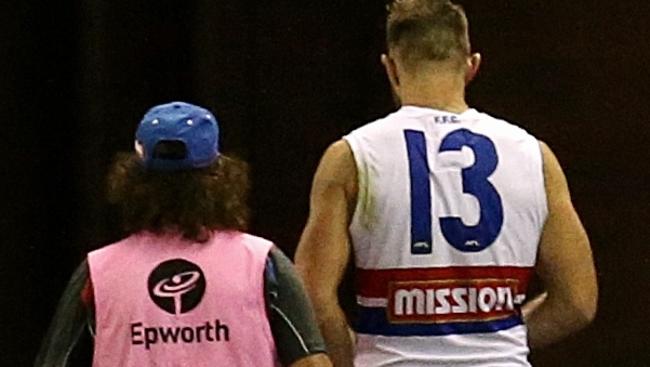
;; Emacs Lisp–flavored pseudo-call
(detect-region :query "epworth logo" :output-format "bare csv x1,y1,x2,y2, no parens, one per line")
148,259,206,315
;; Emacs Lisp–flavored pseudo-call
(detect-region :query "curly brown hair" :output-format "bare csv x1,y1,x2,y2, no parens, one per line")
107,153,250,242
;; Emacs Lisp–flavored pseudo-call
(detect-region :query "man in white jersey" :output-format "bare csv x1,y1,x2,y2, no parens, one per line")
295,1,597,366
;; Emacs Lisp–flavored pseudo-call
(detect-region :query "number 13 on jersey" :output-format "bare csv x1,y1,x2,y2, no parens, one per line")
404,128,504,254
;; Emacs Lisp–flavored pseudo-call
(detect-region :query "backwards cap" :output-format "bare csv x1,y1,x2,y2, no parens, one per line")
135,102,219,171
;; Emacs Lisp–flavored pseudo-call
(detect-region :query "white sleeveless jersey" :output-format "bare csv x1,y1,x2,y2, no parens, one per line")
344,106,547,367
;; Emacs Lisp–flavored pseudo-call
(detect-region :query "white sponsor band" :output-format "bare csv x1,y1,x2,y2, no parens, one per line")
393,285,520,316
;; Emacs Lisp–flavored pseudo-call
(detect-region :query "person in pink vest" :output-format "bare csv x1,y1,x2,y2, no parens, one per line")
35,102,332,367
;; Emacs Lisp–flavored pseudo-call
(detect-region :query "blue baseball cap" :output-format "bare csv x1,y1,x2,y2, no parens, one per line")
135,102,220,171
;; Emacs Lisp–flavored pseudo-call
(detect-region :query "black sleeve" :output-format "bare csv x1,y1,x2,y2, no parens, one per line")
34,260,94,367
265,247,328,366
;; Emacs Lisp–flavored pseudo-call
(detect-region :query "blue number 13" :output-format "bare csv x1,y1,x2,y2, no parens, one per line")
404,129,504,254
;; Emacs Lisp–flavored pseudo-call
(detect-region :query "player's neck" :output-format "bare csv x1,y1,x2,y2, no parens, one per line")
398,72,469,114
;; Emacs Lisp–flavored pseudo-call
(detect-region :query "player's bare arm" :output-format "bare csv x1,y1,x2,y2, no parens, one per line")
295,140,357,367
290,354,334,367
523,142,598,348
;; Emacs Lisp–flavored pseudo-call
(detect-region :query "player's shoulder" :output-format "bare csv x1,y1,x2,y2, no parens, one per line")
315,138,357,190
346,108,404,137
470,109,537,141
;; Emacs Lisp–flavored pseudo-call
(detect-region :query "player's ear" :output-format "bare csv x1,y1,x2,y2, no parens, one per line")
382,53,403,107
381,53,401,95
465,52,481,84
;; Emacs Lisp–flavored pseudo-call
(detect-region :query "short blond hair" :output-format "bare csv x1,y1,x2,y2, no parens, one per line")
387,0,470,69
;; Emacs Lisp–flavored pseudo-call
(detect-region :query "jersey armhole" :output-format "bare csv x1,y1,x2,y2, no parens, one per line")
342,135,366,232
535,140,550,228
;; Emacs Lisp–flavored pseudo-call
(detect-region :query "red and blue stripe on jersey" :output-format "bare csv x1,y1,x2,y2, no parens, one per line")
355,266,534,336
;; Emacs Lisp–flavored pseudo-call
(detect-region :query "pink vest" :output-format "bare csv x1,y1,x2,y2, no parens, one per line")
88,231,277,367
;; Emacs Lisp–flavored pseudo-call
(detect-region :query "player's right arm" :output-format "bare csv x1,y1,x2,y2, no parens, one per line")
522,142,598,348
295,140,357,367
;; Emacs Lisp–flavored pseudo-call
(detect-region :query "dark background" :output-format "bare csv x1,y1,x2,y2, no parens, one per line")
1,0,649,365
